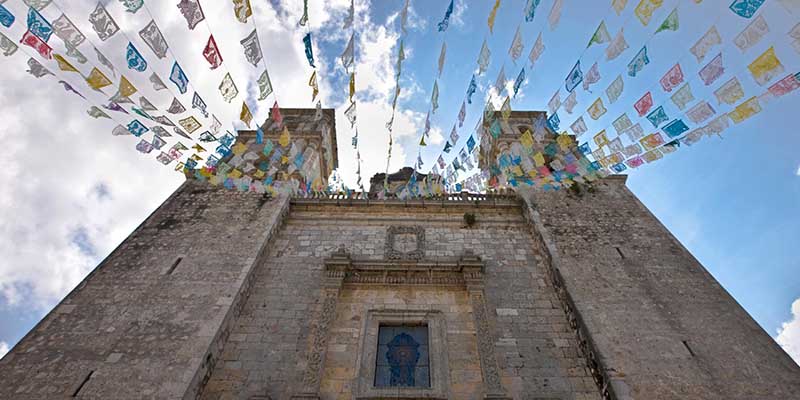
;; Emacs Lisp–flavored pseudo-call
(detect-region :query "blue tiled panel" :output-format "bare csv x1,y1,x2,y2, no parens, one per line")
375,325,430,388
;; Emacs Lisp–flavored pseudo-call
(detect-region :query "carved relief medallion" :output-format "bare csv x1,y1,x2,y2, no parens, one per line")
385,226,425,260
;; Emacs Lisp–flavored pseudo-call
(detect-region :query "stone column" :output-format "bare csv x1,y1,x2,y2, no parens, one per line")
291,248,349,399
461,252,511,400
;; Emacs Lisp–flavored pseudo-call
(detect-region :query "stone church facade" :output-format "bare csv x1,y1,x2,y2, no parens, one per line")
1,109,799,399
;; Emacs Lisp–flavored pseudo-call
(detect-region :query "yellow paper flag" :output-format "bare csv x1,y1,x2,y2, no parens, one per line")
348,72,355,103
54,54,79,73
232,142,248,155
488,0,501,33
279,126,291,147
240,101,253,127
520,129,534,149
533,152,545,167
119,75,137,98
634,0,664,26
557,133,573,150
593,130,609,147
748,46,784,86
86,68,112,90
228,169,243,179
309,70,319,102
728,96,761,124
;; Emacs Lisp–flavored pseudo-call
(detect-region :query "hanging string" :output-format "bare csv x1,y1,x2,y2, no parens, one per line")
574,2,785,169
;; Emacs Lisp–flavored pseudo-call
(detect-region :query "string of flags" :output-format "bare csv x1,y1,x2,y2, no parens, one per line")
0,0,797,198
551,0,798,180
339,0,364,192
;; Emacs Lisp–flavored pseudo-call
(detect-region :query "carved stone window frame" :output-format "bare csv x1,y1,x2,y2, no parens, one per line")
355,309,449,399
385,226,425,260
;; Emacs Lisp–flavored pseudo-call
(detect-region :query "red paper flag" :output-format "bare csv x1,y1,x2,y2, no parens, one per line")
202,34,222,69
20,30,53,60
271,101,282,127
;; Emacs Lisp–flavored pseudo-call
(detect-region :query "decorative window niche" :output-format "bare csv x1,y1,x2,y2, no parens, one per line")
356,310,448,399
375,324,430,388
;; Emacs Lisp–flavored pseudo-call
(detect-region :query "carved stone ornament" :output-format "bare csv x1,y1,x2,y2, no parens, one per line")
385,226,425,260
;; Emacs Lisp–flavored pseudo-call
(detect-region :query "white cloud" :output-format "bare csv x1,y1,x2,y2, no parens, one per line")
0,341,8,359
795,164,800,176
0,0,426,323
777,298,800,366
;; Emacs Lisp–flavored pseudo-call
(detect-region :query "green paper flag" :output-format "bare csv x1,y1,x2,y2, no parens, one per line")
656,8,679,34
587,21,611,48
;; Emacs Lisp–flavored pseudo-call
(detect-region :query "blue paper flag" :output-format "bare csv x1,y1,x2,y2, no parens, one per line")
0,5,15,28
27,8,52,42
170,62,189,94
524,0,541,22
467,75,477,104
438,0,454,32
547,112,560,132
646,106,669,128
513,68,526,98
126,42,148,72
663,119,689,138
628,46,649,77
729,0,765,18
303,33,315,68
127,119,149,137
565,61,583,92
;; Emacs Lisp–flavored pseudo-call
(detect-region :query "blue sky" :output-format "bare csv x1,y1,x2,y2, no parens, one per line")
0,0,798,363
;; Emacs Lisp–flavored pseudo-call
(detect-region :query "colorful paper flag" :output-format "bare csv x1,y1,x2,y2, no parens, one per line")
27,7,53,42
734,15,769,51
699,53,724,86
565,61,583,92
728,96,761,123
20,30,53,59
303,32,315,68
646,106,669,128
659,63,684,92
88,3,119,41
729,0,765,18
177,0,205,30
438,0,454,32
691,26,721,63
258,69,273,100
126,42,147,72
203,34,223,69
587,98,607,120
634,0,664,26
170,62,189,94
627,46,649,77
86,67,112,90
748,46,783,86
671,83,694,110
606,75,624,103
139,20,168,59
241,29,262,67
219,72,239,103
655,8,679,33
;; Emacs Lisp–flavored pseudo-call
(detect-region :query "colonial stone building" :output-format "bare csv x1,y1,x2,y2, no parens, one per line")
1,109,798,400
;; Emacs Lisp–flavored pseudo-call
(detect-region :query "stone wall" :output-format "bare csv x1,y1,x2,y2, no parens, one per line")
520,176,800,399
0,180,290,399
200,199,600,400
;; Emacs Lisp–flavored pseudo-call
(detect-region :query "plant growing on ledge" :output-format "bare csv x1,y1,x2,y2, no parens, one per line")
463,212,476,228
